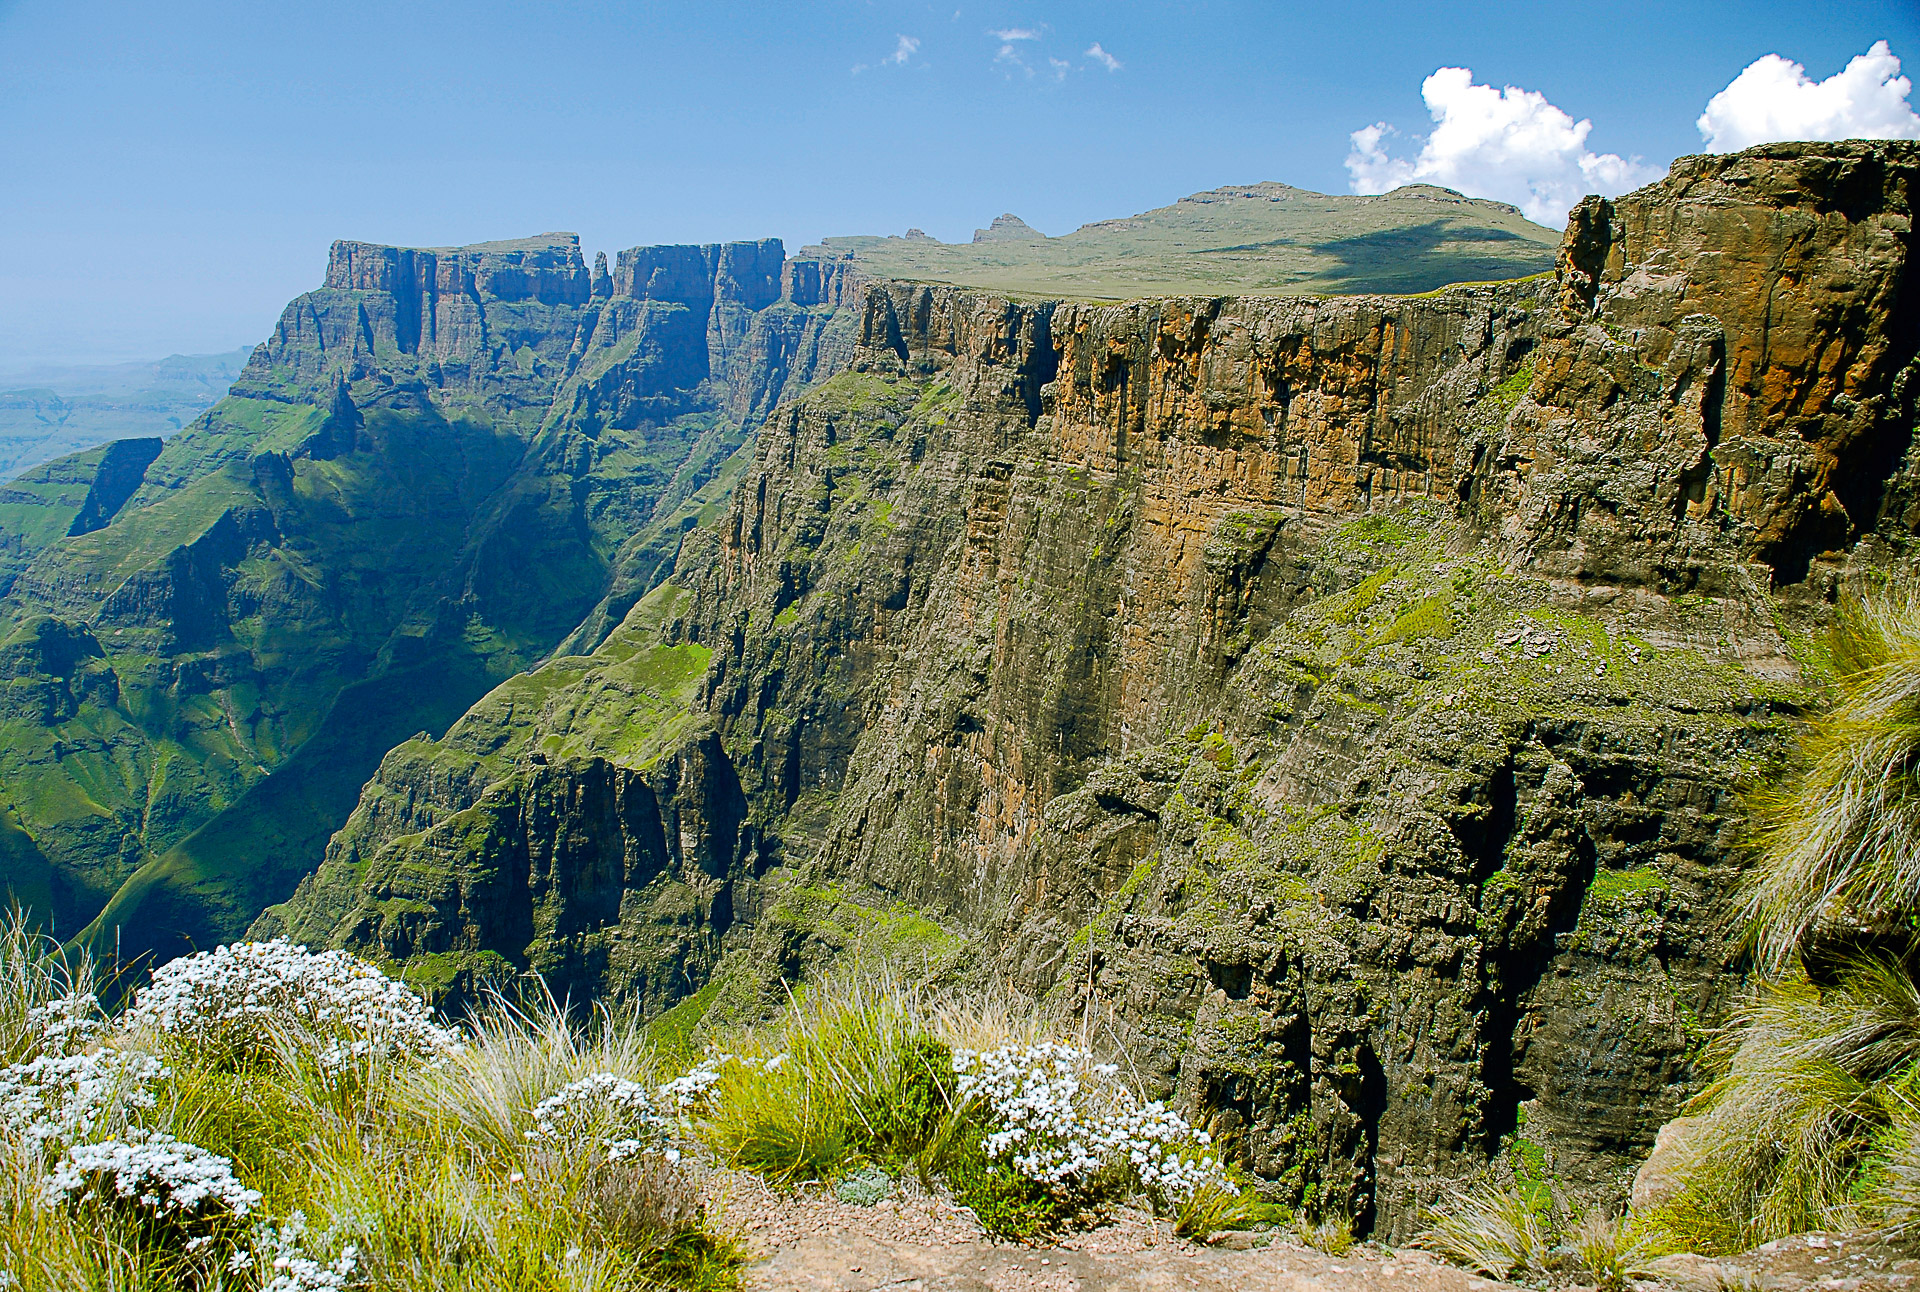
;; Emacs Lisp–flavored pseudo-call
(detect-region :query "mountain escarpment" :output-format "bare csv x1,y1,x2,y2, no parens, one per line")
0,232,859,958
267,142,1920,1235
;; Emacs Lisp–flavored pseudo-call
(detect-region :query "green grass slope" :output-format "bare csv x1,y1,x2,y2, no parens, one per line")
809,182,1560,299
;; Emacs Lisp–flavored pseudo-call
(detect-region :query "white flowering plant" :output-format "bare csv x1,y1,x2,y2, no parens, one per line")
123,938,459,1067
0,916,748,1288
0,1045,165,1151
526,1071,676,1163
44,1129,261,1262
237,1210,363,1292
658,1050,786,1116
946,1041,1227,1236
26,992,106,1057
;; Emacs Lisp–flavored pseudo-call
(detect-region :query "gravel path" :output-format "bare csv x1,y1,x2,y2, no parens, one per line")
701,1171,1528,1292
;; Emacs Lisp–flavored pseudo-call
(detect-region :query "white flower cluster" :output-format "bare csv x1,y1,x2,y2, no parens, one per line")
45,1129,260,1220
251,1211,361,1292
656,1050,786,1112
953,1042,1225,1203
27,991,107,1054
0,1047,164,1149
528,1072,674,1162
125,938,458,1064
1106,1092,1222,1201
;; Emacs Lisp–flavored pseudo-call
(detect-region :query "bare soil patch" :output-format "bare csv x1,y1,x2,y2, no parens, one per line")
702,1170,1527,1291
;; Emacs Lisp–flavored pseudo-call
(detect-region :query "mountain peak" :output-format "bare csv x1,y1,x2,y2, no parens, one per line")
972,214,1044,244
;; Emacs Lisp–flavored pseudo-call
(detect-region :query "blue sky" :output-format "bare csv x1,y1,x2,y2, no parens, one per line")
2,0,1916,366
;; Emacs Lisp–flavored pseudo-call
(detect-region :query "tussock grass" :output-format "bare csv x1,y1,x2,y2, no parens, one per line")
398,986,658,1165
1650,955,1920,1250
701,969,954,1184
1418,1184,1555,1278
1743,592,1920,972
0,907,97,1067
1294,1210,1355,1256
1417,1184,1654,1289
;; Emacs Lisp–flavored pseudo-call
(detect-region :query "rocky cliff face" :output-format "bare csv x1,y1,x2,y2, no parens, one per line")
0,233,858,959
269,141,1919,1236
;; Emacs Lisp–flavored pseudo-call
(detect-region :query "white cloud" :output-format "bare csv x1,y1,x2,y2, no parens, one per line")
992,28,1040,76
1049,56,1070,81
1698,40,1920,152
853,33,920,75
1345,67,1661,226
1086,42,1122,72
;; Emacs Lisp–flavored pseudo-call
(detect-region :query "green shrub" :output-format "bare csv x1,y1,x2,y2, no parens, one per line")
939,1124,1079,1241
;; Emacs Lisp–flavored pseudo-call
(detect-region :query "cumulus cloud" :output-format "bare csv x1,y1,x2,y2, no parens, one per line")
1698,40,1920,152
990,27,1041,42
1345,67,1661,226
1086,42,1122,72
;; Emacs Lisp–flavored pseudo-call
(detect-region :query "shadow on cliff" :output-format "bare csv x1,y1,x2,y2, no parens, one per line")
1320,221,1542,294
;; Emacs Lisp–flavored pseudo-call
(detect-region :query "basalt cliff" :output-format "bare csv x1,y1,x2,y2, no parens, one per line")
255,141,1920,1235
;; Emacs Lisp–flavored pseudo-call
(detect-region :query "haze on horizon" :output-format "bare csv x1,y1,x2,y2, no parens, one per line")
2,0,1917,368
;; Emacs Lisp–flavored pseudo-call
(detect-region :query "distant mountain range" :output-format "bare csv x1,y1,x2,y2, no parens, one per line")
0,348,254,480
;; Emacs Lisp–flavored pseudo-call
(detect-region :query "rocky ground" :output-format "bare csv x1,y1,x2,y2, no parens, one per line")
1641,1233,1920,1291
701,1173,1920,1292
703,1170,1519,1291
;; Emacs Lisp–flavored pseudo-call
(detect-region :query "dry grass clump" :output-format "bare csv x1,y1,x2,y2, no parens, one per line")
1417,1184,1654,1289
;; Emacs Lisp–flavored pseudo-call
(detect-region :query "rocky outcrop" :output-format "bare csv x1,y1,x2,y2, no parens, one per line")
65,437,163,537
0,438,163,596
974,214,1044,243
